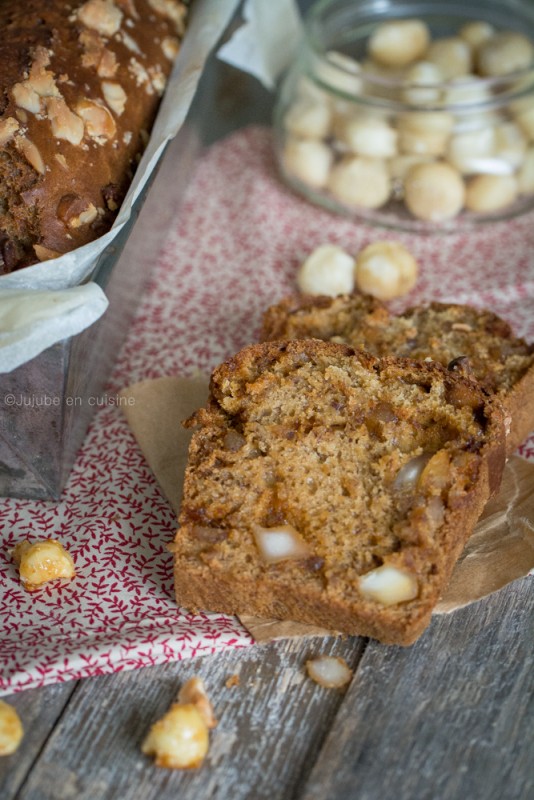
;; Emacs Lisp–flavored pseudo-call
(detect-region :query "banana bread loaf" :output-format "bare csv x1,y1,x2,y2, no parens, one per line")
262,295,534,455
0,0,190,273
173,340,505,645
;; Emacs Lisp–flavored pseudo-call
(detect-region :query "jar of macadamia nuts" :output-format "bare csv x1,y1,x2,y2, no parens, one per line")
274,0,534,231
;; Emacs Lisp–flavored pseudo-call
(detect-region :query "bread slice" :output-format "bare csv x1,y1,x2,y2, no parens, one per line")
262,295,534,455
173,340,505,645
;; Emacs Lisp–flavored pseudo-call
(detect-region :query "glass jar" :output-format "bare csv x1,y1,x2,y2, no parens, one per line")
273,0,534,232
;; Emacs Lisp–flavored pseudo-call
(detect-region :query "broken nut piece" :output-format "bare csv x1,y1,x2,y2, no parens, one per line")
306,656,352,689
177,677,217,729
141,703,209,769
12,539,76,591
0,700,24,756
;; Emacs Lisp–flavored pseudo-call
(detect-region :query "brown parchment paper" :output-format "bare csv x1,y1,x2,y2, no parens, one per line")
121,376,534,644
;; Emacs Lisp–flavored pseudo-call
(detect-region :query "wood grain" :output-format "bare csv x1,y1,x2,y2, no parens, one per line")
297,578,534,800
0,683,75,799
15,636,365,800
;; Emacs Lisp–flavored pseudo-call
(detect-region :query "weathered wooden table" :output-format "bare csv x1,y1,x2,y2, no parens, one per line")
0,577,532,800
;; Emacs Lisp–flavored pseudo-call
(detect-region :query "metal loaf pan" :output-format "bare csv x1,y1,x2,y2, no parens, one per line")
0,122,202,500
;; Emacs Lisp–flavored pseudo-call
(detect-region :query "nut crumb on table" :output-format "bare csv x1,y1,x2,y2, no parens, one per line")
141,677,216,769
0,700,23,756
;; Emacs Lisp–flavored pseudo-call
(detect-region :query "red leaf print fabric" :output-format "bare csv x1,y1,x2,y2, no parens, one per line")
1,127,533,694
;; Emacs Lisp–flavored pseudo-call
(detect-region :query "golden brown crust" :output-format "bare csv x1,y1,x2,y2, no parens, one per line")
175,339,505,645
0,0,190,272
261,294,534,454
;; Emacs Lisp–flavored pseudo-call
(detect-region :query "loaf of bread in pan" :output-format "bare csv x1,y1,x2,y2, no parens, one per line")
262,295,534,455
0,0,190,273
173,340,505,645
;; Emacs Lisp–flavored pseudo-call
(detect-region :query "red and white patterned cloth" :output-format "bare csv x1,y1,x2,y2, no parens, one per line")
1,126,533,695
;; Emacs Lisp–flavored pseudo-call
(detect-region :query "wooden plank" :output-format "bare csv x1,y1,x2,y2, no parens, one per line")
0,682,75,800
297,578,534,800
16,635,366,800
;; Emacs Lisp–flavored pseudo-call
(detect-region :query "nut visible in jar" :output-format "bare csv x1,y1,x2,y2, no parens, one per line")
513,99,534,142
327,156,390,209
477,32,534,77
0,117,20,147
297,244,355,296
459,21,495,51
425,37,472,80
335,115,397,158
368,19,430,68
446,126,496,175
518,147,534,193
493,122,528,171
355,241,418,300
402,62,444,105
404,162,465,222
284,99,332,140
398,111,454,157
314,51,362,98
465,174,518,213
282,138,333,188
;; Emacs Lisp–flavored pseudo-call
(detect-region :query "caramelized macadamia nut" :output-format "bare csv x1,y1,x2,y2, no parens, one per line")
355,241,418,300
297,244,355,296
404,162,465,221
0,700,23,756
141,704,209,769
368,19,430,68
12,539,76,591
